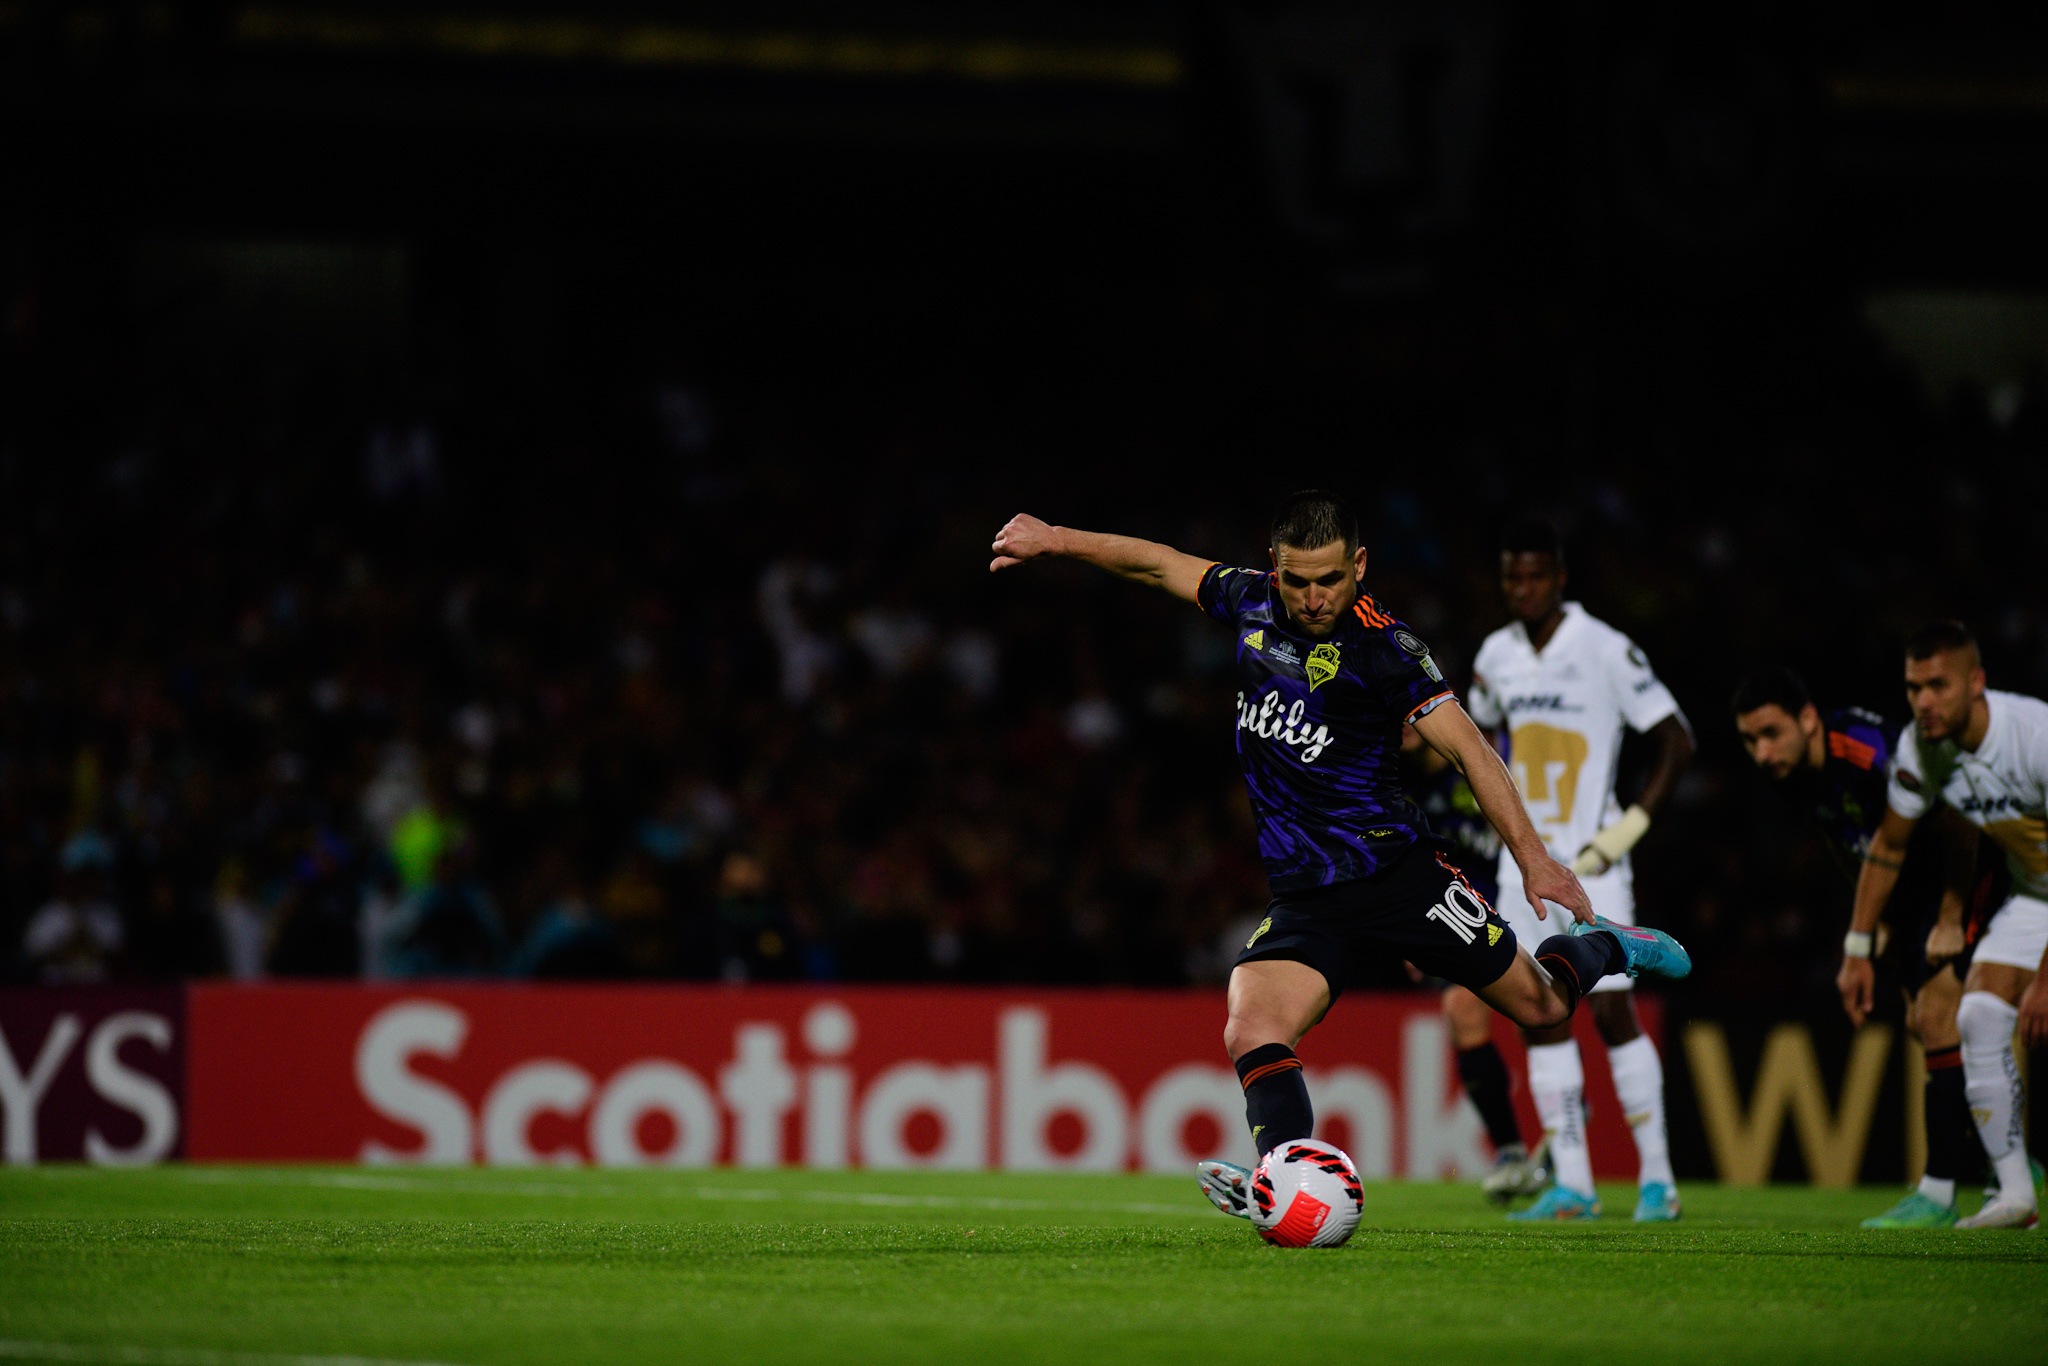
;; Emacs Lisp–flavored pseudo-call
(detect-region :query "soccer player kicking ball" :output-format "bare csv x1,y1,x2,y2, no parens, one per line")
1462,520,1694,1223
1841,621,2048,1230
989,492,1692,1227
1734,666,2002,1228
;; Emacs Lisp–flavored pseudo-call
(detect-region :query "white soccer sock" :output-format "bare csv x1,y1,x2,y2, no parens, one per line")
1606,1033,1674,1190
1958,991,2034,1208
1917,1175,1956,1207
1526,1041,1594,1198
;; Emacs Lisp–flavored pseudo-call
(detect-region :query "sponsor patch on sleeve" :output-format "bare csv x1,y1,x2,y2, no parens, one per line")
1393,629,1444,683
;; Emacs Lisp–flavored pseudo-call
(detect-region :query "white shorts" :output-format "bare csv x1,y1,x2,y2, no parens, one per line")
1974,892,2048,972
1496,865,1636,995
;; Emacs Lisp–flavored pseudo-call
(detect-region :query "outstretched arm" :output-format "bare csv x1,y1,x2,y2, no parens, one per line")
1413,700,1595,925
990,514,1211,604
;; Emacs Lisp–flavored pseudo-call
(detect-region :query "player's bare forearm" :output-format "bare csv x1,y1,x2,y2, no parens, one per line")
989,514,1209,603
1633,715,1695,816
1850,812,1914,936
1416,703,1554,875
1840,811,1912,1027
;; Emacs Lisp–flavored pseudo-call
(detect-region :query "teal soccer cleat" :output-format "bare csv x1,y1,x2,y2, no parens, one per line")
1572,915,1692,980
1861,1191,1959,1229
1633,1182,1682,1222
1507,1186,1601,1221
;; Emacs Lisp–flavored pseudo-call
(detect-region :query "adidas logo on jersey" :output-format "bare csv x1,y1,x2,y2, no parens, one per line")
1242,630,1264,652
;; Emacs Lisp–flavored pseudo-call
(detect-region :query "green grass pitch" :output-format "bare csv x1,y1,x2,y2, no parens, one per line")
2,1167,2043,1365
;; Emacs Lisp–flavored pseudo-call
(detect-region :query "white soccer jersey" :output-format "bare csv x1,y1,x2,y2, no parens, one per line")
1468,602,1683,871
1887,689,2048,901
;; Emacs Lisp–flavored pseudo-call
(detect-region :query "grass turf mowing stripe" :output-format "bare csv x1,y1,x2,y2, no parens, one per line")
160,1167,1207,1218
0,1344,471,1366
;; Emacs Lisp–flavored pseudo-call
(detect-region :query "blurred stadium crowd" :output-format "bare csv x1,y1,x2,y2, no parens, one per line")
4,322,2046,1004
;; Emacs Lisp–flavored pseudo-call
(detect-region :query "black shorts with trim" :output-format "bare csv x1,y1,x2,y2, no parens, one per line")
1235,838,1519,999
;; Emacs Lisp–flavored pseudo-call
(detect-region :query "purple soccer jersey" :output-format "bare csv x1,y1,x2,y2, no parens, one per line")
1198,564,1458,893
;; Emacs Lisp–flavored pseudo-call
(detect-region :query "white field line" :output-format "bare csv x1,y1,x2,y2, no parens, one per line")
159,1167,1203,1219
0,1343,471,1366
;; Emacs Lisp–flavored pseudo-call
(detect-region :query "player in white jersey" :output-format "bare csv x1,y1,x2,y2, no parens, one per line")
1462,519,1695,1221
1840,621,2048,1229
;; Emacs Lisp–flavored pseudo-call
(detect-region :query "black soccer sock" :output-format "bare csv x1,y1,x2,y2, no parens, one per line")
1923,1045,1983,1188
1236,1043,1313,1157
1456,1042,1524,1154
1533,931,1627,1016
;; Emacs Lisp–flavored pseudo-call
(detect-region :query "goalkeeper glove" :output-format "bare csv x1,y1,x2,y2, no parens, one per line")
1571,805,1651,877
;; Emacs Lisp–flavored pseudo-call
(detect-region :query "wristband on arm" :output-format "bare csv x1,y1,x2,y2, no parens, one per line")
1841,930,1874,959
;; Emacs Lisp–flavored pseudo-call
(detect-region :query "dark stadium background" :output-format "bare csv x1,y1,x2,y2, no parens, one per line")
5,4,2047,1162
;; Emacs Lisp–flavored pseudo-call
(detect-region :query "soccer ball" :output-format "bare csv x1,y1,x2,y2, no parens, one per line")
1249,1139,1363,1248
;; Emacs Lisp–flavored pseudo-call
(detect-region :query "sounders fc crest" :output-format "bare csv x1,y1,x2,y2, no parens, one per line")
1306,643,1341,691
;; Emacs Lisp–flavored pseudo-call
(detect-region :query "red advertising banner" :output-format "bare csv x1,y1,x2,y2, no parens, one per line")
0,987,185,1163
186,983,1655,1176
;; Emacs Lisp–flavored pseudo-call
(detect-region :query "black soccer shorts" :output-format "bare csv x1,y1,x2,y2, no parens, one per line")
1234,837,1520,999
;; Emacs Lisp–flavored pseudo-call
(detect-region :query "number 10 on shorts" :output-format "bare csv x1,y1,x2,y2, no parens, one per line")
1426,883,1492,944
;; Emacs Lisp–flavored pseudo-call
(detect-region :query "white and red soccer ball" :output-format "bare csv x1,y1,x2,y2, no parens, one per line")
1249,1139,1364,1248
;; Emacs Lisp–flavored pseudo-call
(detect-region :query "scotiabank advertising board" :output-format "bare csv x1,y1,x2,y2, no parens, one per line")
182,984,1652,1176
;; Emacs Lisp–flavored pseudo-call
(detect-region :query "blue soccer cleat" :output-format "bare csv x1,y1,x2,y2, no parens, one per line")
1507,1186,1601,1221
1633,1182,1682,1222
1572,915,1691,980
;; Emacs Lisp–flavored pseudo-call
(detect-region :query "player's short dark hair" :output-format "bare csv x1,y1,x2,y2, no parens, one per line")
1730,666,1812,718
1500,516,1564,565
1905,619,1981,667
1270,490,1359,554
